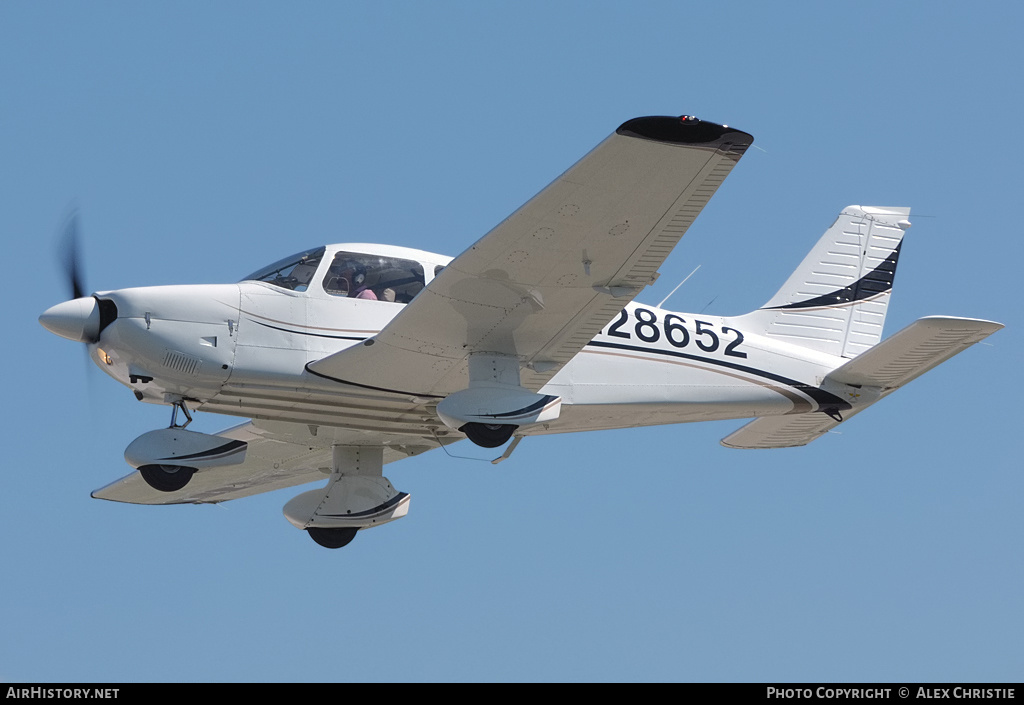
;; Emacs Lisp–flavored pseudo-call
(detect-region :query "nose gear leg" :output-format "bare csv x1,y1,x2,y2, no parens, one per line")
169,399,193,429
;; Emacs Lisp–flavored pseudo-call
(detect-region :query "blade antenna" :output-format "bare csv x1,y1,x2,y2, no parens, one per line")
656,265,700,309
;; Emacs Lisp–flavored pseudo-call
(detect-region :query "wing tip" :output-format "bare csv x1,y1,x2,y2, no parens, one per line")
915,315,1005,334
616,115,753,150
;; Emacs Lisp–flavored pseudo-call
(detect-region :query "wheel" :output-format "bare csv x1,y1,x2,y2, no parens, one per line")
307,527,358,549
460,422,516,448
139,464,195,492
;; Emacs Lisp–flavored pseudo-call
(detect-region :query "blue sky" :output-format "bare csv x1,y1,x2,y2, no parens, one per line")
2,1,1022,682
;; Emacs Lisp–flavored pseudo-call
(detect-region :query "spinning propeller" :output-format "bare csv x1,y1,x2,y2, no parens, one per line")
39,210,115,344
61,210,87,301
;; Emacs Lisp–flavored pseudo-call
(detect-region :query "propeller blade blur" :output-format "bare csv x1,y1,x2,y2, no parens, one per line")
60,210,87,300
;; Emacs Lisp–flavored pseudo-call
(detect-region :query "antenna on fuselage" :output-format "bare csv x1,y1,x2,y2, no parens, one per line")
698,295,718,315
656,265,701,309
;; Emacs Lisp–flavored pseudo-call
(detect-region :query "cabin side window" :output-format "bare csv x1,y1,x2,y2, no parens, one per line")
322,252,425,303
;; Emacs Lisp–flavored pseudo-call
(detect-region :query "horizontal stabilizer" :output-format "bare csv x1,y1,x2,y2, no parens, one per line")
825,315,1003,390
721,413,842,450
721,315,1002,449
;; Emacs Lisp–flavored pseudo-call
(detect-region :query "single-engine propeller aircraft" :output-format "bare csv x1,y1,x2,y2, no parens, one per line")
40,115,1002,549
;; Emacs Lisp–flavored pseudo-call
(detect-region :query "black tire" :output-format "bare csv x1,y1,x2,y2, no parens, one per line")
460,422,516,448
307,527,359,549
139,464,195,492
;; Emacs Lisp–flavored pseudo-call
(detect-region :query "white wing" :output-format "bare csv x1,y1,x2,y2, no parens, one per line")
308,116,753,396
91,420,446,505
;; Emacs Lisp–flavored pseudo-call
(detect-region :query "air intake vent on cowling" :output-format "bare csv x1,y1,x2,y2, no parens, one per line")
162,350,201,376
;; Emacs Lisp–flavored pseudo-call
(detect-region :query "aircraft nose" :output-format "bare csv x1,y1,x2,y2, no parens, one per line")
39,297,101,343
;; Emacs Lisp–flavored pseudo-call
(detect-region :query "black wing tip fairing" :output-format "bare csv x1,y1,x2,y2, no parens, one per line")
616,115,753,151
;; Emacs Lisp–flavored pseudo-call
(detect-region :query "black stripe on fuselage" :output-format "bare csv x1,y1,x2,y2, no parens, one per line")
249,318,368,341
304,333,849,412
584,339,850,410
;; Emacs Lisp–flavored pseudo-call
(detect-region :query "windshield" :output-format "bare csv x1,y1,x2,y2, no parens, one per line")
241,247,325,291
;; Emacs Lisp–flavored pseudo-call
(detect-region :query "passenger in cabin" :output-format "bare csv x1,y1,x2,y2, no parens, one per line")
349,264,377,300
322,251,425,303
324,257,375,299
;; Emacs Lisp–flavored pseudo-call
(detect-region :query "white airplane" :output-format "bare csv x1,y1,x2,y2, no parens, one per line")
39,115,1002,549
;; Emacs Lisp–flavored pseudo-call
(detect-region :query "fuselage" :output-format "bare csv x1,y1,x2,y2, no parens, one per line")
48,242,855,444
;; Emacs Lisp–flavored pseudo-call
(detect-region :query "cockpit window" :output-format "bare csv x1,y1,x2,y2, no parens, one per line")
322,252,425,303
242,247,325,291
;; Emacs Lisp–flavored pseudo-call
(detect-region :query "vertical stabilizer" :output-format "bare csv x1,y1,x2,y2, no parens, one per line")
734,205,911,358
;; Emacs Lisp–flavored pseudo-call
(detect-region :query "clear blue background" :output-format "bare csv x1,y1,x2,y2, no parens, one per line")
2,1,1021,682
